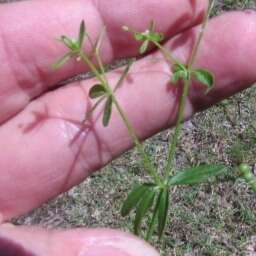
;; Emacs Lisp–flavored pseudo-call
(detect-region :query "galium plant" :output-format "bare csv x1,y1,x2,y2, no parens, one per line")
53,0,256,243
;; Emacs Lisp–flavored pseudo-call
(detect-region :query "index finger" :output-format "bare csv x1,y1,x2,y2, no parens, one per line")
0,0,207,122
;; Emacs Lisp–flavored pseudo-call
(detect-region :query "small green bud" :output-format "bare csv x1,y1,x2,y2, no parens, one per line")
239,163,251,176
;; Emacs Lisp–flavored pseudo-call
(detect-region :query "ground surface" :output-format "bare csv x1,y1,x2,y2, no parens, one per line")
1,0,256,255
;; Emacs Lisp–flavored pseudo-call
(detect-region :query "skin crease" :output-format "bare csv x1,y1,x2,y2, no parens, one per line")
0,0,256,255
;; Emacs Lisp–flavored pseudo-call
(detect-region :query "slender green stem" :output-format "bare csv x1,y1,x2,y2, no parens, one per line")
79,51,106,85
80,51,161,185
163,0,214,179
111,95,162,186
153,41,177,65
164,78,190,178
188,0,215,68
94,28,108,81
95,53,106,78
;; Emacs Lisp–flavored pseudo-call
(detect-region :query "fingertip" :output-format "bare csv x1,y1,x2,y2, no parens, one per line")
0,226,159,256
57,228,159,256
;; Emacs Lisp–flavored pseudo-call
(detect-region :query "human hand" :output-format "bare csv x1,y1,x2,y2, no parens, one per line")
0,0,255,255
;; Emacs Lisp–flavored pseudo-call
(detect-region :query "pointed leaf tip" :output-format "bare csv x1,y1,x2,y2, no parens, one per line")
103,96,113,127
78,20,86,48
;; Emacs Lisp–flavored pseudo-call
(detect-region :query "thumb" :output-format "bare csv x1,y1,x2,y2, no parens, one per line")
0,224,159,256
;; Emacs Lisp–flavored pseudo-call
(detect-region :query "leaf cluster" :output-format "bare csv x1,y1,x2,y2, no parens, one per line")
172,63,214,93
52,21,86,69
121,165,226,240
123,21,164,54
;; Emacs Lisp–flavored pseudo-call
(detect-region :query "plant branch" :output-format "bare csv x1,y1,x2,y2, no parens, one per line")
79,50,162,185
164,78,190,178
111,95,162,186
163,0,214,179
153,41,177,65
188,0,215,67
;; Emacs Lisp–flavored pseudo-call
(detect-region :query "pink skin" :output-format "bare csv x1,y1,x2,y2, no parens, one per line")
0,0,207,122
0,226,158,256
0,0,256,255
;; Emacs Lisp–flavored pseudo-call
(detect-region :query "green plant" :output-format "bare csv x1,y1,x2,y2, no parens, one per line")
239,163,256,191
53,0,255,245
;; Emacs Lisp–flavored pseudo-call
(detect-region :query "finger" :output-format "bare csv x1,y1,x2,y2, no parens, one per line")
0,225,159,256
0,0,207,123
0,11,256,220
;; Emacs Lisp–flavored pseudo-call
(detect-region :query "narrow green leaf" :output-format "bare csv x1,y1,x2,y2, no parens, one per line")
149,32,164,43
60,36,78,50
134,189,156,235
149,20,156,33
134,32,145,41
172,70,187,84
172,63,187,73
121,184,150,217
52,52,72,70
89,84,106,99
158,189,169,239
145,191,161,241
78,20,86,48
139,40,149,54
192,69,215,93
168,165,226,186
114,58,135,91
85,96,106,121
103,96,113,127
95,26,106,55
